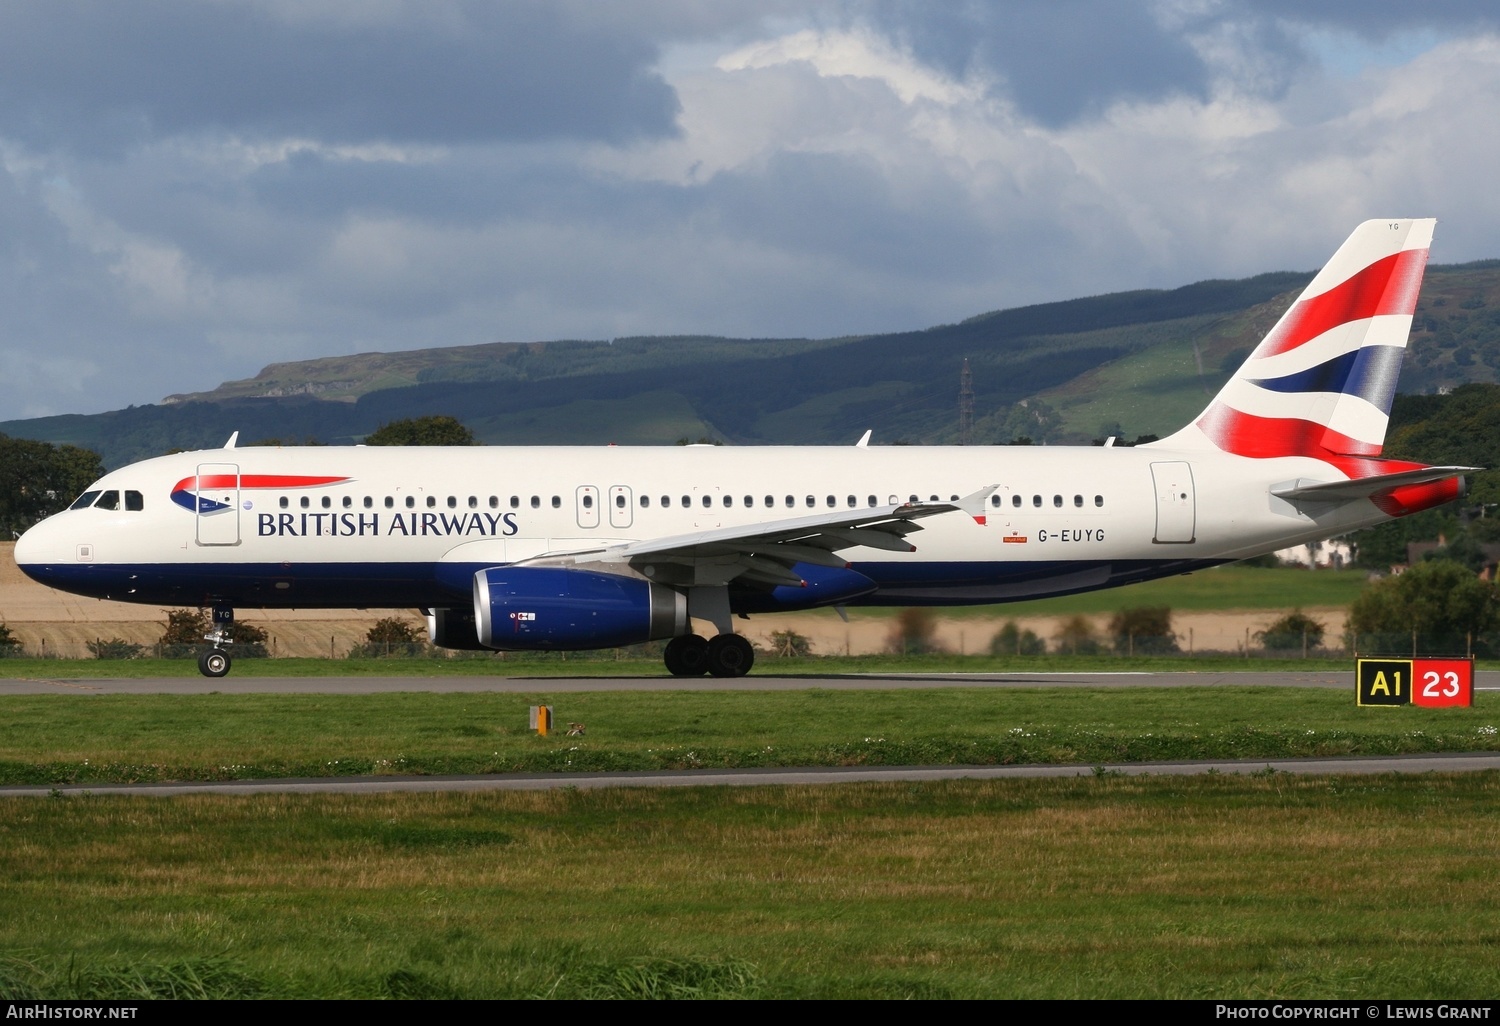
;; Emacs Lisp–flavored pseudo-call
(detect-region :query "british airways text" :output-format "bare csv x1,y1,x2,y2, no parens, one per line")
257,512,519,538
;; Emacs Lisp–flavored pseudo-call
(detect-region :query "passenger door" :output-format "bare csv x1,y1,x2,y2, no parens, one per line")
1150,462,1195,543
195,463,240,546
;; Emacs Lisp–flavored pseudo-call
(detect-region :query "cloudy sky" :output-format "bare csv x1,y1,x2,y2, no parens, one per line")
2,1,1499,421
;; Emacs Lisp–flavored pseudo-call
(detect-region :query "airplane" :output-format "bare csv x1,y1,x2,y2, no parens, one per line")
12,218,1475,679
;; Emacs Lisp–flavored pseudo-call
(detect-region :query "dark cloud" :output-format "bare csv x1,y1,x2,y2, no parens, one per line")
0,0,680,153
865,0,1211,125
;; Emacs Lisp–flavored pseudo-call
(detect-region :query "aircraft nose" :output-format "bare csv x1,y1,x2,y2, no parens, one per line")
13,515,73,583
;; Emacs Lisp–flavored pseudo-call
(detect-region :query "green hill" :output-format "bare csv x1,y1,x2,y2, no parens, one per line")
9,261,1500,469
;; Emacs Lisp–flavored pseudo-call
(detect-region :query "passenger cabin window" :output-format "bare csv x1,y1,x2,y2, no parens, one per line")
990,495,1001,507
511,496,520,509
744,496,753,508
342,496,352,509
300,497,310,509
322,496,331,509
722,495,732,508
551,496,561,508
385,497,394,509
702,495,712,508
487,496,497,509
847,495,856,507
365,497,374,509
1053,495,1063,508
1074,495,1083,507
530,496,540,509
1095,495,1104,507
868,495,877,507
406,496,416,509
640,495,650,507
70,491,102,510
279,496,289,510
661,496,670,507
785,495,794,508
826,496,835,508
426,496,436,509
765,496,774,507
682,496,690,508
1012,495,1021,508
1032,495,1042,508
805,495,815,508
447,496,457,509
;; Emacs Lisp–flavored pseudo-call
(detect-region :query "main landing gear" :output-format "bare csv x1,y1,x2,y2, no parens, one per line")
198,606,235,678
664,633,755,678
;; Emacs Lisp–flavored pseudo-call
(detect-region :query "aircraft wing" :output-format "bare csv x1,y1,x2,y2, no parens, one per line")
515,487,996,588
1271,466,1480,502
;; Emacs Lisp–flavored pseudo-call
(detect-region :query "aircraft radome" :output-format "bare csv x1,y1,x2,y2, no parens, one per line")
14,219,1473,679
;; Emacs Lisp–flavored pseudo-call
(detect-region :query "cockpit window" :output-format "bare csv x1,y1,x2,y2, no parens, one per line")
95,490,120,511
69,490,101,511
125,490,144,511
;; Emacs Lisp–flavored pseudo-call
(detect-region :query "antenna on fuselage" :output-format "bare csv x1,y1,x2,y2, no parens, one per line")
223,431,239,449
855,430,872,448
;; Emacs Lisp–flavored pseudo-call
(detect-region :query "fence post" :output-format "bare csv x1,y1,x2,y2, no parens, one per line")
1302,629,1308,660
1412,628,1417,657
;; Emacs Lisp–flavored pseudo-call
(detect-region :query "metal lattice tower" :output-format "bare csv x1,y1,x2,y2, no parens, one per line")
958,358,974,445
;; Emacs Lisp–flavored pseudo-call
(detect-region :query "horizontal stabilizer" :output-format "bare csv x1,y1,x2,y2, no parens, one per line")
1271,466,1479,502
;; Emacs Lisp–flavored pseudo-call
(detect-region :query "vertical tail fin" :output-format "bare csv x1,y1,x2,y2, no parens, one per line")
1155,219,1435,459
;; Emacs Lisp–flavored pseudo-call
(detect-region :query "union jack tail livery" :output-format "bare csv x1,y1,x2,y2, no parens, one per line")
1163,219,1434,459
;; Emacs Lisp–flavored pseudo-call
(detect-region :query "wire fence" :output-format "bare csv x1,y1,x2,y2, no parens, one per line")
0,632,1494,661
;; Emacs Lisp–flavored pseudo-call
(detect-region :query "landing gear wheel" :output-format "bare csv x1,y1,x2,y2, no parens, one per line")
198,648,231,678
664,634,710,676
707,634,755,678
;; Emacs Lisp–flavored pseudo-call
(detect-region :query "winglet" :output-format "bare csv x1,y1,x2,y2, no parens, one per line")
958,485,999,524
855,430,872,448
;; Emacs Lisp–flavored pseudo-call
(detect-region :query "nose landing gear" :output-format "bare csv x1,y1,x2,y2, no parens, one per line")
197,605,235,678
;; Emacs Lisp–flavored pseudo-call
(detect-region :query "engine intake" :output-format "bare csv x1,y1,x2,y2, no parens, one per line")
474,566,688,650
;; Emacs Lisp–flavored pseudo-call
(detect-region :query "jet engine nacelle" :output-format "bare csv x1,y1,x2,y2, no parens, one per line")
473,566,688,651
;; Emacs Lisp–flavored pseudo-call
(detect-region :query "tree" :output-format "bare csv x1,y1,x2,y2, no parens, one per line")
364,416,474,446
1255,610,1326,651
1108,607,1178,655
87,638,143,659
766,629,813,658
990,621,1045,656
350,616,426,658
0,622,20,657
0,434,106,535
1053,615,1101,655
887,608,943,655
1347,560,1499,648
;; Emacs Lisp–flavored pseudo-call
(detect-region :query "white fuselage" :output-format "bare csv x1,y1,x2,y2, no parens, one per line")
13,442,1391,613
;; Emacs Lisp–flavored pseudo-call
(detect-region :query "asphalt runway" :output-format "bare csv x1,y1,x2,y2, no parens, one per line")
0,668,1430,694
5,753,1500,799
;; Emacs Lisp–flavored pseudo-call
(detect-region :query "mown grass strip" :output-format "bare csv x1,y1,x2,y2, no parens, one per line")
3,775,1499,998
1,687,1496,784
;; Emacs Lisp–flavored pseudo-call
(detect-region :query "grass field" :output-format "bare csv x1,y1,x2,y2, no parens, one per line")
3,687,1496,785
4,775,1500,998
